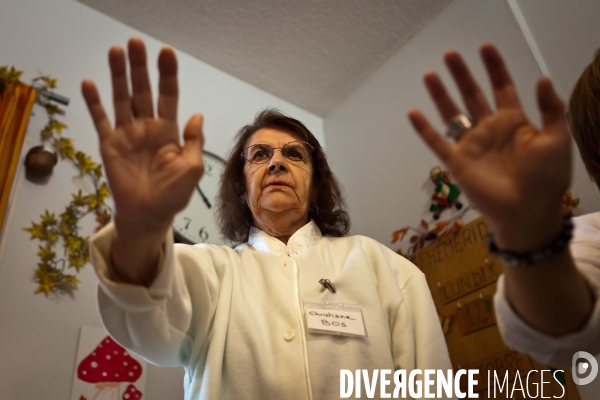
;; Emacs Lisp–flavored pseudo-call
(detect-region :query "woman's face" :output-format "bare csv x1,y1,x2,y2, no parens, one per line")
242,128,313,222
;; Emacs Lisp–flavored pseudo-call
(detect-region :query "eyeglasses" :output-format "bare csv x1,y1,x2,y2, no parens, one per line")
241,141,314,165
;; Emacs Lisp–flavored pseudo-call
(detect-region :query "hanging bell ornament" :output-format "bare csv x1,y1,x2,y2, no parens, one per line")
24,145,58,178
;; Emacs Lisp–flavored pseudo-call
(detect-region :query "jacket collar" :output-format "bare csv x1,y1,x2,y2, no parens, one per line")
247,220,322,257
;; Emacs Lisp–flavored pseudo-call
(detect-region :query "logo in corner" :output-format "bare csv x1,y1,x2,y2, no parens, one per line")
572,351,599,385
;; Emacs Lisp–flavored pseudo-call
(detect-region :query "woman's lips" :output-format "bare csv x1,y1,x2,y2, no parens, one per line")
266,180,291,187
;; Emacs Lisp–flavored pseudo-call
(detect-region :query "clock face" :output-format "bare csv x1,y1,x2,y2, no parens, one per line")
172,151,229,245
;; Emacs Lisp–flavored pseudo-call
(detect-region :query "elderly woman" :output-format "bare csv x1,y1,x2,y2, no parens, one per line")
82,38,451,400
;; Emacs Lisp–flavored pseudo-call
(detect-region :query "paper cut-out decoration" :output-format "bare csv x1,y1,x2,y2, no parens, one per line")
77,336,142,399
429,166,463,220
122,384,142,400
70,326,146,400
391,209,471,257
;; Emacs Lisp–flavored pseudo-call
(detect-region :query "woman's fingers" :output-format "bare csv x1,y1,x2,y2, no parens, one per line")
109,46,132,126
537,77,567,135
423,72,463,123
480,44,522,110
157,46,179,122
408,108,452,164
128,38,154,120
444,51,492,121
100,38,189,152
182,114,205,171
81,79,112,140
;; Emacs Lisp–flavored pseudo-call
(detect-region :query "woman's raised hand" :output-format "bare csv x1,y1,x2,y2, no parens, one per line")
409,44,571,252
82,38,205,236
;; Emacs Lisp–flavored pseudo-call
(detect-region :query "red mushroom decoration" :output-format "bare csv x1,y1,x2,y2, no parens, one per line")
122,384,142,400
77,336,143,400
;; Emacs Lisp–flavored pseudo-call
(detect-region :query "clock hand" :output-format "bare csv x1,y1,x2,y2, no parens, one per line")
196,184,212,209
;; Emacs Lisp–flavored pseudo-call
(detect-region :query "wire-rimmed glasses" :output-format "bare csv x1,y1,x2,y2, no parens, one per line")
241,141,314,165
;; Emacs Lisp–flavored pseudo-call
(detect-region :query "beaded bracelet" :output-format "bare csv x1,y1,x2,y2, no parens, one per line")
487,213,573,266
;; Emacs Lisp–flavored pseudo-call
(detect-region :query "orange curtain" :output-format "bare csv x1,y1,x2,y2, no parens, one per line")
0,82,37,229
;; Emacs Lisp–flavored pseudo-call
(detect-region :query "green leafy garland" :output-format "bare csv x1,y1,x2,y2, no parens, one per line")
6,68,113,295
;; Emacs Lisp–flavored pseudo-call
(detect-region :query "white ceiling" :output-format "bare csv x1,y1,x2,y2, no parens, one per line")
77,0,453,116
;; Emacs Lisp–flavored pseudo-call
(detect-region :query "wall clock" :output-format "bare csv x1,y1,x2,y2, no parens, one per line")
172,150,229,245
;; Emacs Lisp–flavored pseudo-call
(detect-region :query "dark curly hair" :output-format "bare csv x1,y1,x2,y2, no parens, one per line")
215,109,350,243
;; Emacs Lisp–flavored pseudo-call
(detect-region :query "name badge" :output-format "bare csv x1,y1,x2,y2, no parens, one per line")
303,301,368,338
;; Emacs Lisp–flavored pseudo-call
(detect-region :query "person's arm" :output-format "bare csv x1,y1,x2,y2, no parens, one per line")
81,37,205,287
408,44,593,336
109,217,169,286
500,242,593,336
89,222,223,367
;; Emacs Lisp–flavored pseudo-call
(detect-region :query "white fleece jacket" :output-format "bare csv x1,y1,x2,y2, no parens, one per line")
91,220,453,399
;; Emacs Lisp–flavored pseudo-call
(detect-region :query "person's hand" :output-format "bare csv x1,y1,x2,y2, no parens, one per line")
81,38,205,236
408,44,571,252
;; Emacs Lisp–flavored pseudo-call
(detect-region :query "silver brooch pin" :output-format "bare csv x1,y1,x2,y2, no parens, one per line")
319,278,336,293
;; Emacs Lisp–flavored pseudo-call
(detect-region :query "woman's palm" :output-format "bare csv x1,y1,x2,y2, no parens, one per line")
446,109,570,223
409,45,571,248
82,38,204,229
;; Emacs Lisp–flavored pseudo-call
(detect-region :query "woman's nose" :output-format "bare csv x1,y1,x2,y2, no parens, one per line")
267,149,287,171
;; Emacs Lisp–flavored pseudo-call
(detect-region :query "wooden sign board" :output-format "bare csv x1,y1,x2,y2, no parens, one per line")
438,263,499,304
411,216,580,399
455,295,496,335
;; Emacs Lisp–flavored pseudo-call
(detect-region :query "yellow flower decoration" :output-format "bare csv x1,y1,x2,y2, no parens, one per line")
18,71,112,295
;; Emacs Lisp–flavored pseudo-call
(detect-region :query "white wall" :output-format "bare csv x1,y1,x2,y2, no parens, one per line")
512,0,600,221
514,0,600,99
324,0,600,251
0,0,323,399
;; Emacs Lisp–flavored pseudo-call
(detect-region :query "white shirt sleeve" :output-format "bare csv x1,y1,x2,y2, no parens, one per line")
494,213,600,367
90,223,220,367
